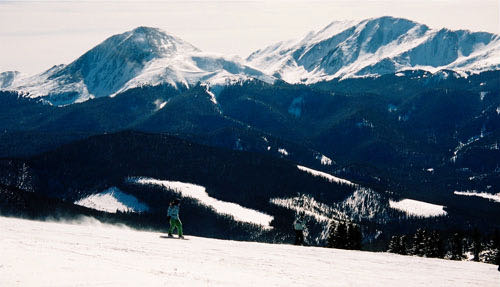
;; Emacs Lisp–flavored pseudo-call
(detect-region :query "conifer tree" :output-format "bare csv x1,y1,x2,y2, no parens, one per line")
450,232,464,260
334,222,348,249
388,235,401,254
427,230,444,258
327,221,336,248
471,228,482,262
399,235,409,255
412,228,425,256
347,223,362,250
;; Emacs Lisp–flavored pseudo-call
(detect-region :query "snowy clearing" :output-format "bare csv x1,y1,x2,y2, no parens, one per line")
1,216,498,287
128,177,273,228
389,199,447,217
278,148,288,156
454,191,500,203
297,165,355,186
270,194,339,223
74,187,149,213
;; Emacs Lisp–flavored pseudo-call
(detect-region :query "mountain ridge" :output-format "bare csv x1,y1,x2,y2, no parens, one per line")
247,16,500,83
1,26,273,106
1,17,499,105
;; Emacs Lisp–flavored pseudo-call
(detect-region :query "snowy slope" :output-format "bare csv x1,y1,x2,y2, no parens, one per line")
247,16,500,83
74,187,149,213
128,177,273,227
297,165,355,186
1,216,498,286
389,198,447,217
2,27,273,106
454,191,500,203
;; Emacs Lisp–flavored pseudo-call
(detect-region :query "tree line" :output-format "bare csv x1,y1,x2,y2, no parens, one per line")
387,228,500,265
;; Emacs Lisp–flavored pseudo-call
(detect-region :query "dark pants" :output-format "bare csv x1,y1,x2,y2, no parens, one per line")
294,230,304,245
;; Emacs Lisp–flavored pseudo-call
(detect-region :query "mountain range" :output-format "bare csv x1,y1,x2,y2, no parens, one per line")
1,16,499,105
0,16,499,249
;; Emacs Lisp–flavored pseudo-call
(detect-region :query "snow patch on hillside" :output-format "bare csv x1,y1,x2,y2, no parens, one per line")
454,191,500,203
270,194,345,223
451,132,486,162
278,148,289,156
74,187,149,213
389,199,447,217
297,165,355,186
271,188,388,225
154,99,168,110
337,188,389,222
316,154,333,165
129,177,273,228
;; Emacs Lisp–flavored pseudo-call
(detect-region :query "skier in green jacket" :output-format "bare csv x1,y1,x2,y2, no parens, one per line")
167,198,184,239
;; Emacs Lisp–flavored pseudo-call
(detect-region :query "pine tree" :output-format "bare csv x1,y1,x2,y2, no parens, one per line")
427,230,444,258
493,229,500,265
347,223,362,250
327,222,336,248
388,235,401,254
471,228,482,262
450,232,464,260
334,222,348,249
412,229,425,256
399,235,409,255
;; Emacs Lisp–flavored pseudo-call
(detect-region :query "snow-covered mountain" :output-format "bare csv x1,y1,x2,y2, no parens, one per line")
247,16,500,83
1,27,273,106
2,216,498,286
2,18,499,105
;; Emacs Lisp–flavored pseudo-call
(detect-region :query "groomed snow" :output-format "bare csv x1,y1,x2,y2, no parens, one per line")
454,191,500,203
129,177,273,228
389,199,447,217
1,216,498,286
74,187,149,213
297,165,355,186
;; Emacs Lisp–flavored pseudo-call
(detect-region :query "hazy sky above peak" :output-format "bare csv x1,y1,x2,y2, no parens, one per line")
0,0,498,74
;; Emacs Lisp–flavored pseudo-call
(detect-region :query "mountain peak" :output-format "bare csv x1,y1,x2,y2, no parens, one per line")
101,26,200,58
247,16,500,83
2,26,272,105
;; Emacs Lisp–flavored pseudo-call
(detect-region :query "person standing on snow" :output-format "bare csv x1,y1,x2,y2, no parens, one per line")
167,198,184,239
293,213,306,245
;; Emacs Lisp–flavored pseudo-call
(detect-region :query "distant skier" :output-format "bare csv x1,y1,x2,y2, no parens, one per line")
167,198,184,239
293,213,306,245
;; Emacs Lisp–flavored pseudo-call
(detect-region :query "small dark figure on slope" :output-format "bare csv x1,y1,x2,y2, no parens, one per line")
294,213,306,246
167,198,184,239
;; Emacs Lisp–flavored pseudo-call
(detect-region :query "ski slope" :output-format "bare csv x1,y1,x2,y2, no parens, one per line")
1,216,498,286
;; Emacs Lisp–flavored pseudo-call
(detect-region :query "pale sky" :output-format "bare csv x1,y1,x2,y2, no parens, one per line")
1,0,499,74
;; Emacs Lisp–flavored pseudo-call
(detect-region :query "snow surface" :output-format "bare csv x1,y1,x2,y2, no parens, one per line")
297,165,355,186
1,216,498,287
389,199,447,217
128,177,273,228
74,187,149,213
454,191,500,203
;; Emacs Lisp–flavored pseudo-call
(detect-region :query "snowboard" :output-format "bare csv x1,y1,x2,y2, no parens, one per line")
160,235,189,240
